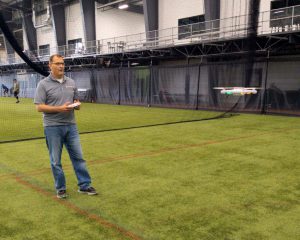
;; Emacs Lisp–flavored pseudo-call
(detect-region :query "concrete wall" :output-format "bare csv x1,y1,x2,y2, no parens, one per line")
96,7,145,40
219,0,274,38
65,1,85,43
35,13,56,54
29,0,279,51
159,0,205,30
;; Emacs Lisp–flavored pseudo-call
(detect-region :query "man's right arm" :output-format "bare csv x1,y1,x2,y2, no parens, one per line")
34,81,72,113
36,102,72,113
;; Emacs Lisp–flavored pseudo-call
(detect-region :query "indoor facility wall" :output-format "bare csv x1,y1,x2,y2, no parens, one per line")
158,0,204,30
65,1,85,43
96,7,145,40
35,12,56,54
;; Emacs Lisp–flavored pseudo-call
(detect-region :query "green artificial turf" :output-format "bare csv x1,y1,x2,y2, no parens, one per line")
0,98,299,239
0,97,220,143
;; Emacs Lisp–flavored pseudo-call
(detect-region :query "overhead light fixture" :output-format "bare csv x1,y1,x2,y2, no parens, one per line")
273,10,284,14
118,2,129,9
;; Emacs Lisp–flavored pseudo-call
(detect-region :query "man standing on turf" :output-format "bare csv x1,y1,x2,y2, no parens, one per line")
34,54,97,199
13,79,20,103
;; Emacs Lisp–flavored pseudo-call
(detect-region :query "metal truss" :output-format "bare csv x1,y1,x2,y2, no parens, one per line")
1,31,300,73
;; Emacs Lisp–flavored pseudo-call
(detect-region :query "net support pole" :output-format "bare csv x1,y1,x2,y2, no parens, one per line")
261,51,270,114
245,0,260,87
117,60,123,105
147,58,153,107
195,62,201,110
185,57,191,106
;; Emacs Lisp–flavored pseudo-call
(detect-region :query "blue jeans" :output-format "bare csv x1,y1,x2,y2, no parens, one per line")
44,125,91,191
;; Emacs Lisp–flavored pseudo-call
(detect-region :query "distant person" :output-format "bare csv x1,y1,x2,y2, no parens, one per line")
13,79,20,103
1,84,9,96
34,54,97,199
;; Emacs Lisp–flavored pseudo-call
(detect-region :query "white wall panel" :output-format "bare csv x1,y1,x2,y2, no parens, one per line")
220,0,270,22
260,0,272,35
220,0,273,36
96,8,145,40
220,0,246,19
0,50,6,64
260,0,272,12
23,25,28,50
220,0,247,38
159,0,204,30
65,1,84,42
37,26,55,46
36,21,56,55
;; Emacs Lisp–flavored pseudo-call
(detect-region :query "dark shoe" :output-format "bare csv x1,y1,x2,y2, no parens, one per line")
16,100,19,103
57,189,67,199
78,186,97,195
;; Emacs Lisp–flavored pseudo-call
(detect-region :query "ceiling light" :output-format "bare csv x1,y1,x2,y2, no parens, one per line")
118,2,129,9
273,10,284,14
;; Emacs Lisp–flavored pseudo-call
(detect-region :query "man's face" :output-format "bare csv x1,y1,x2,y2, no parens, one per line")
49,56,65,78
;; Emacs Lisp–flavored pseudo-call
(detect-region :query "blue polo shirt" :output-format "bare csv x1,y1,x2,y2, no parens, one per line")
34,74,79,127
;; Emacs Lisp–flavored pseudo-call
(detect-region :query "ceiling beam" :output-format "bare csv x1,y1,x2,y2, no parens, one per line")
0,0,32,12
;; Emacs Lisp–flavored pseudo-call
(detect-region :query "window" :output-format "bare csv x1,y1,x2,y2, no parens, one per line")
178,15,205,39
271,0,286,9
12,10,23,27
271,0,300,10
14,30,23,50
39,44,50,56
270,0,300,28
0,36,5,50
34,0,47,14
68,38,83,55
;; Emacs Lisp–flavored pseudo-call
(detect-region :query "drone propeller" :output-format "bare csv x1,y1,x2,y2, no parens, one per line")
213,87,226,89
213,86,261,96
244,87,262,90
213,87,262,90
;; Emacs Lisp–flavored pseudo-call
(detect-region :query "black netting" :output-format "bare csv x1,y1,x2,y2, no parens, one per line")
82,62,267,113
92,69,119,104
66,71,93,102
2,58,300,144
266,61,300,114
151,65,197,109
119,67,150,105
1,60,300,115
207,61,265,112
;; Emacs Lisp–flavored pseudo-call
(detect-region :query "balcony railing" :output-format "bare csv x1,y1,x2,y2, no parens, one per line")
1,5,300,66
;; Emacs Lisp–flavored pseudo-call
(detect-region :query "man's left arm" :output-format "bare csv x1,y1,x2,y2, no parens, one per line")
73,86,80,110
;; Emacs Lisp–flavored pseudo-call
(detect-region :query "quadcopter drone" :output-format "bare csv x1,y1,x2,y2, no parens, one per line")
214,87,261,96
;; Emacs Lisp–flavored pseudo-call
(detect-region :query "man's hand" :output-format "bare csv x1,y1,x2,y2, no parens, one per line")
73,100,81,110
60,102,73,112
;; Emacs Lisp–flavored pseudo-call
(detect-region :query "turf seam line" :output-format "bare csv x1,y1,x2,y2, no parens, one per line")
2,121,299,146
0,132,270,180
0,114,234,145
14,175,143,240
